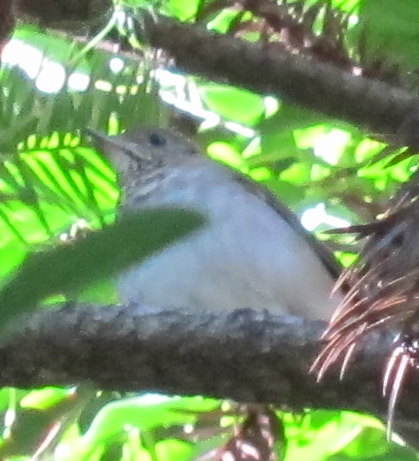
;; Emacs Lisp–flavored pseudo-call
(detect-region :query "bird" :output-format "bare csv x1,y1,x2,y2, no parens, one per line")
85,126,342,321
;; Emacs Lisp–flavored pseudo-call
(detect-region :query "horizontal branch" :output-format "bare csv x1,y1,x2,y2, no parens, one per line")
138,12,419,148
2,302,419,447
14,2,419,147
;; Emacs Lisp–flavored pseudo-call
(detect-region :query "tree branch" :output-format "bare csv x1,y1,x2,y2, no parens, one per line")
2,303,419,442
11,2,419,148
7,1,419,449
137,12,419,147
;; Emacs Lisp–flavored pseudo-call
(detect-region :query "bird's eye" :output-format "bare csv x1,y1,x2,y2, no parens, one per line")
148,132,167,147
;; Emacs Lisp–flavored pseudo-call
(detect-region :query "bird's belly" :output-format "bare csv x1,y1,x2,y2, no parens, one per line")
117,206,340,320
118,225,288,314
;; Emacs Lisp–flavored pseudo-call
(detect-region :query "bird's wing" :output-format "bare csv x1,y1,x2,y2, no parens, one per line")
234,172,342,280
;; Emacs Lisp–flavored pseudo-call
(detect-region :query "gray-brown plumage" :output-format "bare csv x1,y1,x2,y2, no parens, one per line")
312,168,419,436
85,126,342,320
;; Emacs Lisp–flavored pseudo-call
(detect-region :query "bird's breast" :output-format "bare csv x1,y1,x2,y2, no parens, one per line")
118,164,341,320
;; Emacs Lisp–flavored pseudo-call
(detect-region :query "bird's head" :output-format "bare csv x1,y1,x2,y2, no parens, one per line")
85,126,201,179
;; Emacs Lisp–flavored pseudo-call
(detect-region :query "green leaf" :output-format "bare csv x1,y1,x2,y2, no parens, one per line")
200,85,265,125
0,207,204,328
358,0,419,70
83,396,219,444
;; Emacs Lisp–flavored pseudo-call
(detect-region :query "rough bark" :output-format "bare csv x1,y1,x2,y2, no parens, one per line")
2,303,419,445
12,1,419,149
138,12,419,149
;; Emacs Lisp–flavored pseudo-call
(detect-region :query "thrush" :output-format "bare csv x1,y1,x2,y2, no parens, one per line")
86,126,342,320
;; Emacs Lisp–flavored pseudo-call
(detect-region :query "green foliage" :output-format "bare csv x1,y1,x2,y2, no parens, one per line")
0,0,418,459
0,207,204,328
358,0,419,71
199,85,266,125
0,390,416,461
